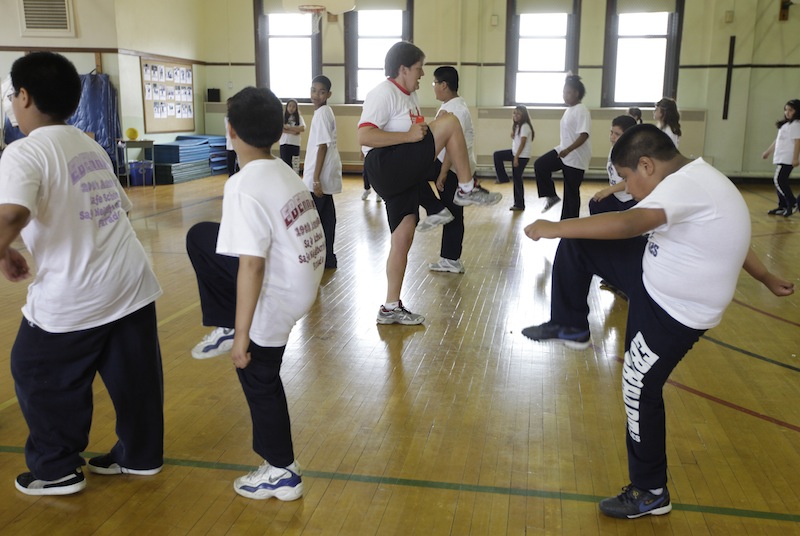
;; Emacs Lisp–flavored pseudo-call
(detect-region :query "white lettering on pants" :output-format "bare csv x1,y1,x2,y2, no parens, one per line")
622,331,661,443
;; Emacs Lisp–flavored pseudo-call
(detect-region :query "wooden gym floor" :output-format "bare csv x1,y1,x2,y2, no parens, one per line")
0,175,797,535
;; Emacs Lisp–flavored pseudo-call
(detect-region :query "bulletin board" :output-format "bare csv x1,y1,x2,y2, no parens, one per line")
140,58,195,133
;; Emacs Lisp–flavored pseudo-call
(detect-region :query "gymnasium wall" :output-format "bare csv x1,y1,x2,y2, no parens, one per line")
1,0,798,177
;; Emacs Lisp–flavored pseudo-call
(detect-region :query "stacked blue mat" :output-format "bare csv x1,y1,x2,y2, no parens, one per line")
177,135,228,175
154,138,212,184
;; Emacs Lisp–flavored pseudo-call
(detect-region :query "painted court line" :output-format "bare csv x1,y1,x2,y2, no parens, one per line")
0,447,795,523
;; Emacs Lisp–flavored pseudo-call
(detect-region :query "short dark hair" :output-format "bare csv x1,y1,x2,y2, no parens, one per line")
384,41,425,78
312,75,331,92
611,115,637,131
10,51,81,122
433,66,458,92
227,87,283,149
611,123,680,170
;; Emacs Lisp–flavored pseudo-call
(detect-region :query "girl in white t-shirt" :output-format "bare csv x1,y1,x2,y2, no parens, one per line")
762,98,800,217
654,97,681,148
493,105,534,210
278,99,305,172
534,74,591,220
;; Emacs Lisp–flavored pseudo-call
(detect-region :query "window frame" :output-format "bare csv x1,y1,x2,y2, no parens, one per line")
254,7,322,102
600,0,684,107
343,1,413,104
504,0,581,106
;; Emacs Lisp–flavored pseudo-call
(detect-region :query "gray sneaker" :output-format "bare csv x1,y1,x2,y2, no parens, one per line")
428,257,465,274
454,182,502,206
541,195,561,213
417,208,454,232
377,301,425,325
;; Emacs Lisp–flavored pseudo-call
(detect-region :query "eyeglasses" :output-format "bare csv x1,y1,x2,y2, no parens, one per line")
431,80,441,86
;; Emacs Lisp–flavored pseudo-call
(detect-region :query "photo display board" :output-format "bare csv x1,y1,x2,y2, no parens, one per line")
141,58,195,133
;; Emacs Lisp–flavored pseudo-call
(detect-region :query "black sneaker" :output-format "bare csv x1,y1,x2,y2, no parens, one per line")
782,205,795,217
599,484,672,519
87,453,162,476
15,468,86,496
521,321,590,350
767,207,785,215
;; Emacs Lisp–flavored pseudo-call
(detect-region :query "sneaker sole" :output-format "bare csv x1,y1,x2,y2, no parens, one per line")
233,482,304,501
453,193,503,207
376,316,425,325
88,463,163,476
429,265,465,274
521,330,590,350
15,478,86,496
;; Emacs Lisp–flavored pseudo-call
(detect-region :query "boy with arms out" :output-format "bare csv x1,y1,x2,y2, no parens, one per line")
0,52,164,495
303,75,341,269
522,124,794,518
186,87,324,500
358,41,500,325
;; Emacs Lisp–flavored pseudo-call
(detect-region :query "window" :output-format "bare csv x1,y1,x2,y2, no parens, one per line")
506,1,580,106
263,13,321,101
601,0,684,106
344,3,412,103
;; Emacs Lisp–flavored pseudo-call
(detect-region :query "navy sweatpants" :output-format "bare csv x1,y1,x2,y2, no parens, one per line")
419,160,465,261
11,302,164,480
534,149,585,220
186,221,296,467
550,237,704,489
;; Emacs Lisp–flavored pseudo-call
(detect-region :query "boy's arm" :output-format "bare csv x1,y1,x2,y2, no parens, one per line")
312,143,327,197
0,203,31,282
742,248,795,296
524,207,666,241
592,182,627,202
436,153,451,192
358,124,427,148
231,254,266,369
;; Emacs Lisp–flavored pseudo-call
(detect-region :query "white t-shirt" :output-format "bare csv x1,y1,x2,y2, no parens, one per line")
557,103,591,170
512,123,533,159
606,149,634,203
359,78,423,156
224,117,233,150
0,125,162,332
436,96,476,175
662,125,680,148
279,114,306,147
635,158,751,330
303,105,342,195
772,120,800,165
216,158,324,347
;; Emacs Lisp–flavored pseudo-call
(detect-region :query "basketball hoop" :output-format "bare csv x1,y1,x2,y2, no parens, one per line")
298,4,325,34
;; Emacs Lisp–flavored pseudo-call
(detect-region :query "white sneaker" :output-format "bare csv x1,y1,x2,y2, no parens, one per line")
417,208,454,233
454,182,502,206
541,196,561,213
361,189,371,201
233,461,303,501
428,257,465,274
191,327,235,359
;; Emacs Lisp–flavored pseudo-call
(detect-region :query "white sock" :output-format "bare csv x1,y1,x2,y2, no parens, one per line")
459,179,475,193
384,301,399,310
649,488,663,495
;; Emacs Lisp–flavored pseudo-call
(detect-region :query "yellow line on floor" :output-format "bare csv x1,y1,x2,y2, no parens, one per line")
157,302,199,328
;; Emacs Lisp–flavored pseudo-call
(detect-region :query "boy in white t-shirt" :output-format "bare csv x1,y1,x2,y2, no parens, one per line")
0,52,164,495
303,75,341,269
186,87,324,501
522,125,794,519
